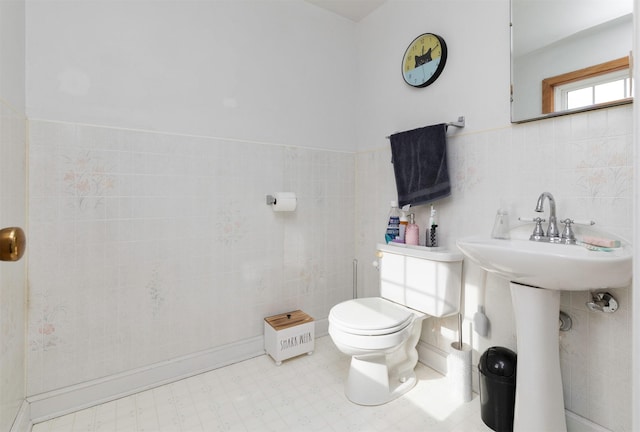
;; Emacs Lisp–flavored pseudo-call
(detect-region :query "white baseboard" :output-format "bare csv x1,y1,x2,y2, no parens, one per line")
10,400,31,432
416,339,448,375
27,319,330,426
315,317,329,337
566,410,611,432
417,340,480,394
28,336,265,423
24,324,611,432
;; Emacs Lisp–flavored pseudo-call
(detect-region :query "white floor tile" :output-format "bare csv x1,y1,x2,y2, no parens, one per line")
32,336,493,431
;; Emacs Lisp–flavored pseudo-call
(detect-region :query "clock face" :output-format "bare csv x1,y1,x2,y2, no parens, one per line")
402,33,447,88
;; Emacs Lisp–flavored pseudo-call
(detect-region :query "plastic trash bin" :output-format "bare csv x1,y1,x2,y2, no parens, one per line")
478,346,517,432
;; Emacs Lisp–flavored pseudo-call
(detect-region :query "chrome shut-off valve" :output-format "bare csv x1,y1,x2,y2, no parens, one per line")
586,292,618,313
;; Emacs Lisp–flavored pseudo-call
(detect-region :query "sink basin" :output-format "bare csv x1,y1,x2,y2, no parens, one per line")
456,230,632,291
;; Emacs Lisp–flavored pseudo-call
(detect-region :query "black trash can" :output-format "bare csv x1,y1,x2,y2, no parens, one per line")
478,346,517,432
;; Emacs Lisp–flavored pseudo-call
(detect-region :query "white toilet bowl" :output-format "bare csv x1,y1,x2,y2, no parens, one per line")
329,297,426,405
328,243,463,406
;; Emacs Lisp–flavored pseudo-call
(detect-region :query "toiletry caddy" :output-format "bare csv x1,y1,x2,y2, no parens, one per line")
264,310,315,365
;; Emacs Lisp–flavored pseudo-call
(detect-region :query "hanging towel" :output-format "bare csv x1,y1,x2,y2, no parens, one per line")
389,123,451,208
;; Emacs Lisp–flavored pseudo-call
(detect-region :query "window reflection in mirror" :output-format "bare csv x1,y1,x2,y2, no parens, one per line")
511,0,633,123
542,56,632,113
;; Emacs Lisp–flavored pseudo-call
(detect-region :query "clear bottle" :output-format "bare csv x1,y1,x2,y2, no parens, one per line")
385,201,401,243
491,208,510,239
405,213,419,245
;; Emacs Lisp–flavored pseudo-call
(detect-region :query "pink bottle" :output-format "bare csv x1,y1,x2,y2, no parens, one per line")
405,213,419,245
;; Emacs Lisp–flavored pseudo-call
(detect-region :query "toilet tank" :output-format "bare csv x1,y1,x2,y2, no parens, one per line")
377,243,463,317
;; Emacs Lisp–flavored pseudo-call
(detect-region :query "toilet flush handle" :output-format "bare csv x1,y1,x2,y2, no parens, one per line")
373,251,383,269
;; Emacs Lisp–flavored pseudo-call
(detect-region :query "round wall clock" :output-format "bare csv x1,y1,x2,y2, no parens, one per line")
401,33,447,88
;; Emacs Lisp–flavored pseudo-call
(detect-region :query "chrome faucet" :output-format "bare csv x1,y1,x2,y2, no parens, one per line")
534,192,560,242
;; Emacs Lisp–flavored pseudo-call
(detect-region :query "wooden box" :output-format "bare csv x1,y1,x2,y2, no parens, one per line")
264,310,314,365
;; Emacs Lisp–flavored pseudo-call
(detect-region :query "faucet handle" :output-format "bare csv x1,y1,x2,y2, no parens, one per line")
560,218,577,244
530,217,546,240
519,216,549,241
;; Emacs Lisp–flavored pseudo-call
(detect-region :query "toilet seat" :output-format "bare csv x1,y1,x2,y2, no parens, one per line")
329,297,414,336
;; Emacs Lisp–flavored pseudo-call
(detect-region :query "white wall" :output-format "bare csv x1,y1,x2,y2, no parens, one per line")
26,0,357,152
25,0,356,404
0,0,25,111
354,0,510,153
0,0,27,430
631,1,639,429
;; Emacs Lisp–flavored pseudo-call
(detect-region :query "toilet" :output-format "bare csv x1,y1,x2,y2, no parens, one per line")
329,243,463,406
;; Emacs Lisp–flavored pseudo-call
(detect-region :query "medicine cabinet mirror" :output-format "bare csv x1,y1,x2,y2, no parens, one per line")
511,0,633,123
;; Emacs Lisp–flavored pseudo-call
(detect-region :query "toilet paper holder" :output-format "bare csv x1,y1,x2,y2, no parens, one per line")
266,192,297,212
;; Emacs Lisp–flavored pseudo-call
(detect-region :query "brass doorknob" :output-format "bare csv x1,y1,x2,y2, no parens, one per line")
0,227,26,262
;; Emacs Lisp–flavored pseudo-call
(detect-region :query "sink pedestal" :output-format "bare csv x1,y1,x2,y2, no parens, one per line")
510,282,567,432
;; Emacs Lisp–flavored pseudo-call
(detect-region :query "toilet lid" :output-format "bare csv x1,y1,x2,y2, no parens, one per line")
329,298,414,336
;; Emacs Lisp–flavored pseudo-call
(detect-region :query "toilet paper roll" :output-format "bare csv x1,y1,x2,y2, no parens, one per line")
271,192,297,212
448,342,473,403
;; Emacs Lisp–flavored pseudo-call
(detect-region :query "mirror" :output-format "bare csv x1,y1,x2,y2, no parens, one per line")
511,0,633,123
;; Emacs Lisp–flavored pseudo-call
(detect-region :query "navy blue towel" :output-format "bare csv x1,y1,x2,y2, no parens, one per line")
389,123,451,208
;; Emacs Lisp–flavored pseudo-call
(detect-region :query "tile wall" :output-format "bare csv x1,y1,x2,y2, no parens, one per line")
27,120,355,395
27,104,633,431
355,105,633,431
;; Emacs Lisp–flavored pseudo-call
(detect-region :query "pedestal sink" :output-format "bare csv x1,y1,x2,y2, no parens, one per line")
457,226,632,432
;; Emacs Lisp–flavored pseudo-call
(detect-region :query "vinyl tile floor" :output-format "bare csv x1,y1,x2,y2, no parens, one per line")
32,336,493,432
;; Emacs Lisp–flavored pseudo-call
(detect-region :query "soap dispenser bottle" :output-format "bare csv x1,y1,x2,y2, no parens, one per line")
405,213,419,245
